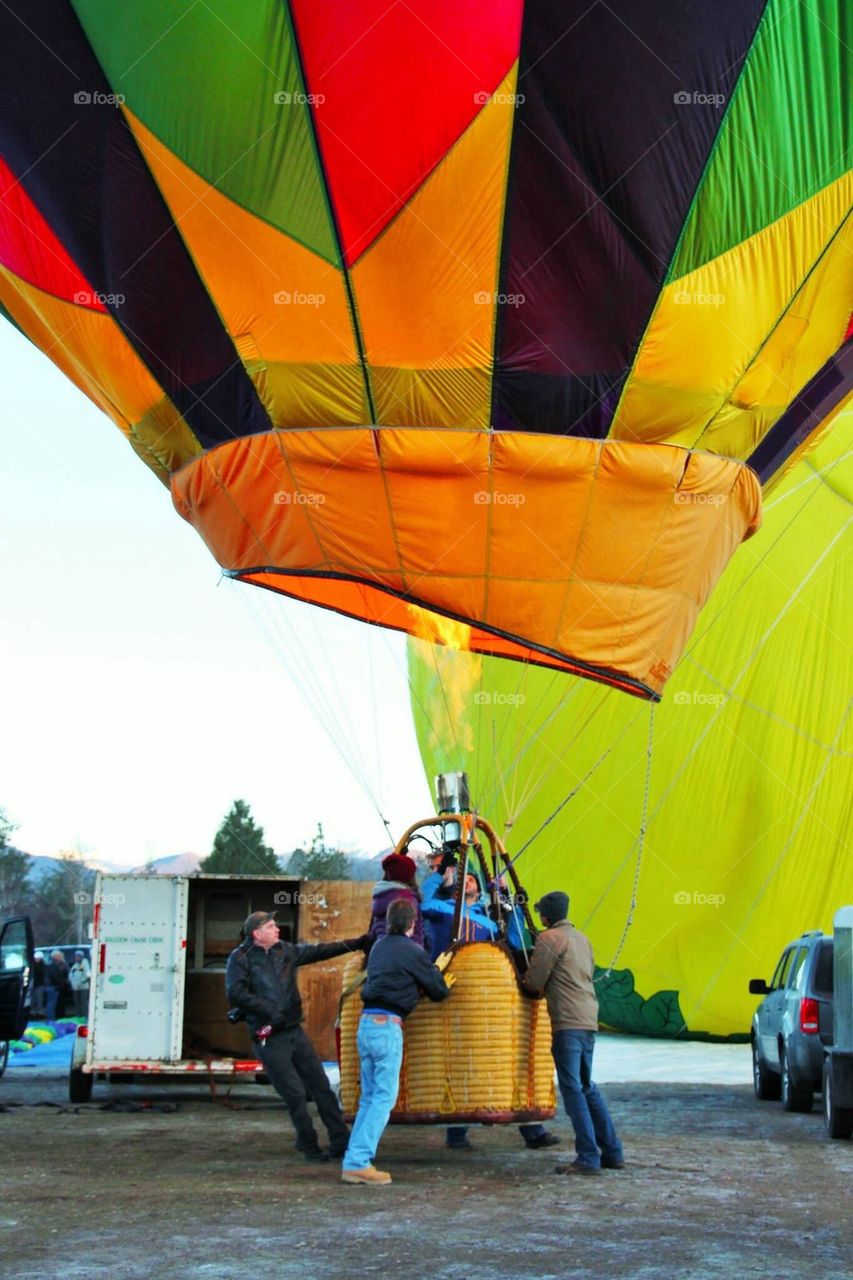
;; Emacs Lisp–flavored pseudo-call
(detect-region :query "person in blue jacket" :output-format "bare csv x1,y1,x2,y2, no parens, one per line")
421,861,560,1153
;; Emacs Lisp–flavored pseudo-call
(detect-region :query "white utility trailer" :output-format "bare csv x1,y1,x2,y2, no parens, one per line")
70,871,371,1101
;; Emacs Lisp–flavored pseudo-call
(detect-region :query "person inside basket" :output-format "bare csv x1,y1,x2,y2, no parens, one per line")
341,898,455,1186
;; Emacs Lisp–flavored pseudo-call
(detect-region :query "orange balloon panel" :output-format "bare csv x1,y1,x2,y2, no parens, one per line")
171,430,761,699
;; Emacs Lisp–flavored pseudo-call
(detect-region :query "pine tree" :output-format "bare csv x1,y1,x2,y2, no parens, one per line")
201,800,281,875
286,822,351,880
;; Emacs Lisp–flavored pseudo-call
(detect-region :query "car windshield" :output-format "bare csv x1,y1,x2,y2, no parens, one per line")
814,941,834,995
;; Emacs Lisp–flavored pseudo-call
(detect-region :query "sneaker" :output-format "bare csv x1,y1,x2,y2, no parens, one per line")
341,1166,392,1186
555,1161,601,1176
524,1133,561,1149
601,1158,625,1169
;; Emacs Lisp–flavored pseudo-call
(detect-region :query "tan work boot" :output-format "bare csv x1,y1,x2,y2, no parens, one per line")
341,1165,392,1186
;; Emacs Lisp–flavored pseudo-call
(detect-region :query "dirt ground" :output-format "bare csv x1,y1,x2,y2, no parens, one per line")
1,1074,851,1280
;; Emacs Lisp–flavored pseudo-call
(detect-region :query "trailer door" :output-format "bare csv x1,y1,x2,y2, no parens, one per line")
92,877,187,1062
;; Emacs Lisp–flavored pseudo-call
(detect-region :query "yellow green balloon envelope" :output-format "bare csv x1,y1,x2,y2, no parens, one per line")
408,412,853,1039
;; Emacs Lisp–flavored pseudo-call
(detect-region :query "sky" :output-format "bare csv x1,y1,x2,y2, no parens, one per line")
1,323,432,866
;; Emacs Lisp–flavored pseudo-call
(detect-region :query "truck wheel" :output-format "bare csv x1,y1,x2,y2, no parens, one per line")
752,1038,780,1100
0,1040,8,1079
823,1059,853,1139
781,1044,812,1113
69,1066,93,1103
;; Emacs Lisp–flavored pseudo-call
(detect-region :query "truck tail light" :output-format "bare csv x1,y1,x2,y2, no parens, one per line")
799,996,819,1034
99,943,106,974
76,1025,88,1038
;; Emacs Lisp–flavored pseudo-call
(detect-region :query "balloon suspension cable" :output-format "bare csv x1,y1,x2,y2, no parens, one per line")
597,703,655,980
503,718,631,871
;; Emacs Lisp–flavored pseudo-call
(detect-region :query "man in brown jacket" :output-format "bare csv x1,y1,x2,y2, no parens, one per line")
523,891,624,1175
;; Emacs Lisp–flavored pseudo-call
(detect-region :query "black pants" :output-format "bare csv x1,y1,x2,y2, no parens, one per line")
259,1026,349,1153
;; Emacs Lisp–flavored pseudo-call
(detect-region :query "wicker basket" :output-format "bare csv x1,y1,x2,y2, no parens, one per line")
339,942,556,1123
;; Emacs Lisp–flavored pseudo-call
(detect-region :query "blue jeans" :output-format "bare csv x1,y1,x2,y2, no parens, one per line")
553,1029,622,1169
343,1016,404,1171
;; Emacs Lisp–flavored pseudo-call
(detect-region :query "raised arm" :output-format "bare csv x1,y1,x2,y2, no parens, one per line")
294,936,370,967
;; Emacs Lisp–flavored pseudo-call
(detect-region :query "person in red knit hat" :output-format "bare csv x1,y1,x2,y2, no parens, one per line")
367,852,425,948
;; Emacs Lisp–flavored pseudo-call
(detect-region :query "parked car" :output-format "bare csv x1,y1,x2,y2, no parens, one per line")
0,915,35,1078
749,930,833,1112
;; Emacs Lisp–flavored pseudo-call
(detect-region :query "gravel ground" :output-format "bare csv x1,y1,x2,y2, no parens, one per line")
1,1073,851,1280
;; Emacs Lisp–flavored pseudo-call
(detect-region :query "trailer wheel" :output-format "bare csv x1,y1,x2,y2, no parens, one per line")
752,1037,780,1101
0,1040,8,1079
69,1066,93,1103
781,1044,812,1113
823,1059,853,1139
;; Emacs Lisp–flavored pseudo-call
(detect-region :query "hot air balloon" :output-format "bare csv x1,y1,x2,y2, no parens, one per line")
409,413,853,1039
2,2,848,699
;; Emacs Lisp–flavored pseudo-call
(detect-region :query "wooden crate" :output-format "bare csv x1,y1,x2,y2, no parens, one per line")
297,880,373,1061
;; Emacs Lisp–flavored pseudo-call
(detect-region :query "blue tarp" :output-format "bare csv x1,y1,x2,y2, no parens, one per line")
7,1034,74,1069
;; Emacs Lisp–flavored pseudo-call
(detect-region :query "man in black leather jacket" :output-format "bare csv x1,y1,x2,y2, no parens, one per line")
226,910,370,1161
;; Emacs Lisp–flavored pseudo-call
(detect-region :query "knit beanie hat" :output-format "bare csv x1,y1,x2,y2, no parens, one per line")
534,891,569,924
382,852,417,885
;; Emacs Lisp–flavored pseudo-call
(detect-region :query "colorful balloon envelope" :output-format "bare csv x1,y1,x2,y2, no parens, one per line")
1,2,849,696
